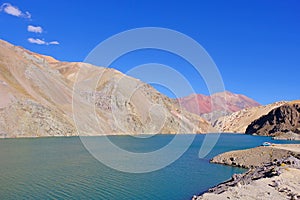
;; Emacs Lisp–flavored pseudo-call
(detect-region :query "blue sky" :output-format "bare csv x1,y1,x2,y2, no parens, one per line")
0,0,299,105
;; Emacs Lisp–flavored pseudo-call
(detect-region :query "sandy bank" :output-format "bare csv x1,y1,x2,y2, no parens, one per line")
273,132,300,141
211,144,300,168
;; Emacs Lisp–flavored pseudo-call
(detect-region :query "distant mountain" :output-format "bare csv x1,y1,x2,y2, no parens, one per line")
178,91,260,118
212,101,286,133
246,101,300,139
0,39,211,138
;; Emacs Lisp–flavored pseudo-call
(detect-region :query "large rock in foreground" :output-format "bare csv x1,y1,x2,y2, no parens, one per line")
194,158,300,200
193,144,300,200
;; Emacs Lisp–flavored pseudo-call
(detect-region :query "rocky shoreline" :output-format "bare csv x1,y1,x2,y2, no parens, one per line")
193,144,300,200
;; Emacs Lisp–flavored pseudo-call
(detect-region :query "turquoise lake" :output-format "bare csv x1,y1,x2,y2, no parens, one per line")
1,134,299,200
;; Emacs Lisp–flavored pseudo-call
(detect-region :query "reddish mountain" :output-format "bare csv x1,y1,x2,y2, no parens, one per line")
178,91,260,116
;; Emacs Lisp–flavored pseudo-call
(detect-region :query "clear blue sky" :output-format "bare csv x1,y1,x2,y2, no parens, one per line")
1,0,299,105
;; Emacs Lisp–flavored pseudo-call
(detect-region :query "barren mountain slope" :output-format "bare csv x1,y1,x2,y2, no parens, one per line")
0,39,211,138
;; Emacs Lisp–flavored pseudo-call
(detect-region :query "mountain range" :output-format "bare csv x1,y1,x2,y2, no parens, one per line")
0,39,298,139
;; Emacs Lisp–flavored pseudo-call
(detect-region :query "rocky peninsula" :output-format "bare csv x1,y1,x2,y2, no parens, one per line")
193,144,300,200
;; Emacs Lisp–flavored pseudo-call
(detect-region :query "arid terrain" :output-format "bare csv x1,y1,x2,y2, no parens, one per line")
0,39,211,138
0,39,299,140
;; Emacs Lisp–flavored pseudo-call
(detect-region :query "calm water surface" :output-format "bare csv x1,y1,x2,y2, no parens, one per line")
0,134,299,200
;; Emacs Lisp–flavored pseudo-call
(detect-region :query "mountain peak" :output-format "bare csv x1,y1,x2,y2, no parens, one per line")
178,91,260,116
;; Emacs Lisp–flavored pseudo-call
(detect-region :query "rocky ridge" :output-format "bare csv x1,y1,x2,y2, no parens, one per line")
212,101,287,133
246,101,300,137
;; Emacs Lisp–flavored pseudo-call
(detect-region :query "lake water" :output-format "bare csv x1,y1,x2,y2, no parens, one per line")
0,134,299,200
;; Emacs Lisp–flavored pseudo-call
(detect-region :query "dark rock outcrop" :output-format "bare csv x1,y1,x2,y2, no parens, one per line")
212,101,286,133
246,102,300,137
